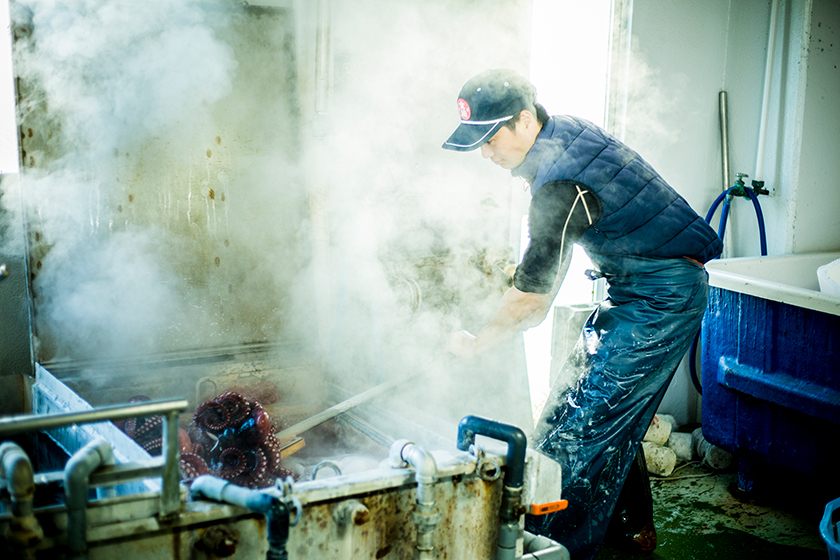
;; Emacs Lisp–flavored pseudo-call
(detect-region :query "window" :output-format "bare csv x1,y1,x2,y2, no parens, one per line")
524,0,612,422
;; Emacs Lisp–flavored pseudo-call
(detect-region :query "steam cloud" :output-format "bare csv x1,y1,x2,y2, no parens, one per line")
2,0,537,432
9,0,237,360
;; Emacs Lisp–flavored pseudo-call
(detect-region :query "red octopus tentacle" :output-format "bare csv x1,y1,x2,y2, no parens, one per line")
178,428,193,453
234,448,269,488
193,401,230,433
124,418,137,438
133,415,163,442
275,467,297,482
250,404,272,444
260,434,283,474
179,452,209,479
215,392,251,426
142,437,163,454
214,448,248,480
119,395,152,440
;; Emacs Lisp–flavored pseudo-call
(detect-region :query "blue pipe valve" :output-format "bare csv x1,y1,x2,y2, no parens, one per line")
730,173,750,197
729,173,769,198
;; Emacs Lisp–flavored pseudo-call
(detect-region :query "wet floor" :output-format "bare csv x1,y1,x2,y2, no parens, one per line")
595,462,828,560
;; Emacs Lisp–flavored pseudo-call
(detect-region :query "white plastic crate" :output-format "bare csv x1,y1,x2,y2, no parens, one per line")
818,257,840,296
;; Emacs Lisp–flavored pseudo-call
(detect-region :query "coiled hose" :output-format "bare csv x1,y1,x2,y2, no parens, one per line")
690,185,767,394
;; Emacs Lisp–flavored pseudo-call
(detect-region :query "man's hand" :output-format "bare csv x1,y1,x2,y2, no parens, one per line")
445,330,477,358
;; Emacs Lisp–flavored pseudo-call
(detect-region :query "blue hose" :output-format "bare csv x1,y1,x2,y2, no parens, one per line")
718,195,733,241
689,185,768,395
744,186,768,256
704,190,728,223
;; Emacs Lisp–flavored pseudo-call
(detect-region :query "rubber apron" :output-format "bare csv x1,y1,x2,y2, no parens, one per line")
525,255,709,560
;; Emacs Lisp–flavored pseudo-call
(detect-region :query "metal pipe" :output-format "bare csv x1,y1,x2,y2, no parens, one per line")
64,438,115,560
522,531,569,560
0,442,44,549
0,398,189,437
314,0,331,115
273,373,420,442
719,91,731,192
389,439,440,560
457,416,528,560
191,475,293,560
311,460,342,479
0,399,186,518
160,410,181,517
755,0,780,183
457,416,527,489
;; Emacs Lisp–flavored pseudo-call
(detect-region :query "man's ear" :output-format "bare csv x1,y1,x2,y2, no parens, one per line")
518,109,534,127
518,109,540,139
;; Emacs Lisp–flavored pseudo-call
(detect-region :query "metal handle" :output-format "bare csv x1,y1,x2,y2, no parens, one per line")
0,399,188,436
0,399,188,518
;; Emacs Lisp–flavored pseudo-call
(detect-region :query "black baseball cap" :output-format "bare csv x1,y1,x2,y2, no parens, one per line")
442,69,536,152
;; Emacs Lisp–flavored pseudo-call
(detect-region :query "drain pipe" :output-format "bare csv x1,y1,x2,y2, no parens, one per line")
389,439,440,560
191,475,295,560
457,416,527,560
754,0,780,190
522,531,569,560
64,438,115,560
0,442,44,549
719,91,731,193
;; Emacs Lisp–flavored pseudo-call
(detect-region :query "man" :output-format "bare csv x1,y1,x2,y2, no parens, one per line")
442,69,722,559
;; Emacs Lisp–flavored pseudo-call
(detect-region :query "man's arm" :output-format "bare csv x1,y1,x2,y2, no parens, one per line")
445,180,600,358
446,252,571,358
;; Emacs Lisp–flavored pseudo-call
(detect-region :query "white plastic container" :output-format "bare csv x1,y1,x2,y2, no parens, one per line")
818,257,840,297
705,252,840,317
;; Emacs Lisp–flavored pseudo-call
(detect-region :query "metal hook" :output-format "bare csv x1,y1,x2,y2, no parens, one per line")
311,460,342,479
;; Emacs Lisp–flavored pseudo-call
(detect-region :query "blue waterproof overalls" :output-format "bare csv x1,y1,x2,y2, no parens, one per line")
514,116,722,559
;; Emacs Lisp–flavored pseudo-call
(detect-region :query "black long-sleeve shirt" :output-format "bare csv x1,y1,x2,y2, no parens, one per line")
513,180,603,294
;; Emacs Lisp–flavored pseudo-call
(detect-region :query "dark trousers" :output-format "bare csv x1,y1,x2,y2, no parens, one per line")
525,257,708,560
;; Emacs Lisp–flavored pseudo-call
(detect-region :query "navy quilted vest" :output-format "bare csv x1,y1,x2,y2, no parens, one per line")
515,116,722,271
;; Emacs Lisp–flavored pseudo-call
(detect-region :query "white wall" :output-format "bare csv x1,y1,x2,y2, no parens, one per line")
621,0,731,424
621,0,840,424
721,0,840,256
622,0,730,215
794,0,840,252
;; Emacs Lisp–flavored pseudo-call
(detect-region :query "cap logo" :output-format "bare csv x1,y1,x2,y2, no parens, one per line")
457,98,471,120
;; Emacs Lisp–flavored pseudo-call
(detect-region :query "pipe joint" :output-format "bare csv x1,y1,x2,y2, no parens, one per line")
64,438,115,559
500,486,526,523
191,475,296,560
0,442,36,512
0,442,43,548
65,439,115,507
333,499,370,528
389,439,438,486
457,415,527,489
411,502,442,532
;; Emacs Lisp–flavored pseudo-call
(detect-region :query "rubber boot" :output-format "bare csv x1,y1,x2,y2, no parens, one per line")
603,446,657,555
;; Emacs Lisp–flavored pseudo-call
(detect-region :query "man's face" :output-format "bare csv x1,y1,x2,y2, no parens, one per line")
479,116,535,169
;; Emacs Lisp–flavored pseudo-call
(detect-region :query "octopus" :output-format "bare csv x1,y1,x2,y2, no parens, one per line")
116,390,294,488
186,391,295,488
113,396,164,455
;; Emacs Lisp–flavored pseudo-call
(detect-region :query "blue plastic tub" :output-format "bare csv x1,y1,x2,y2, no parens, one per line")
822,497,840,560
701,253,840,496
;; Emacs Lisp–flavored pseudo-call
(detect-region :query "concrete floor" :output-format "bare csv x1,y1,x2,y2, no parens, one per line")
595,462,828,560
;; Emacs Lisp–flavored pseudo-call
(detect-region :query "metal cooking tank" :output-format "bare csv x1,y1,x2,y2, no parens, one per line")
0,345,568,559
